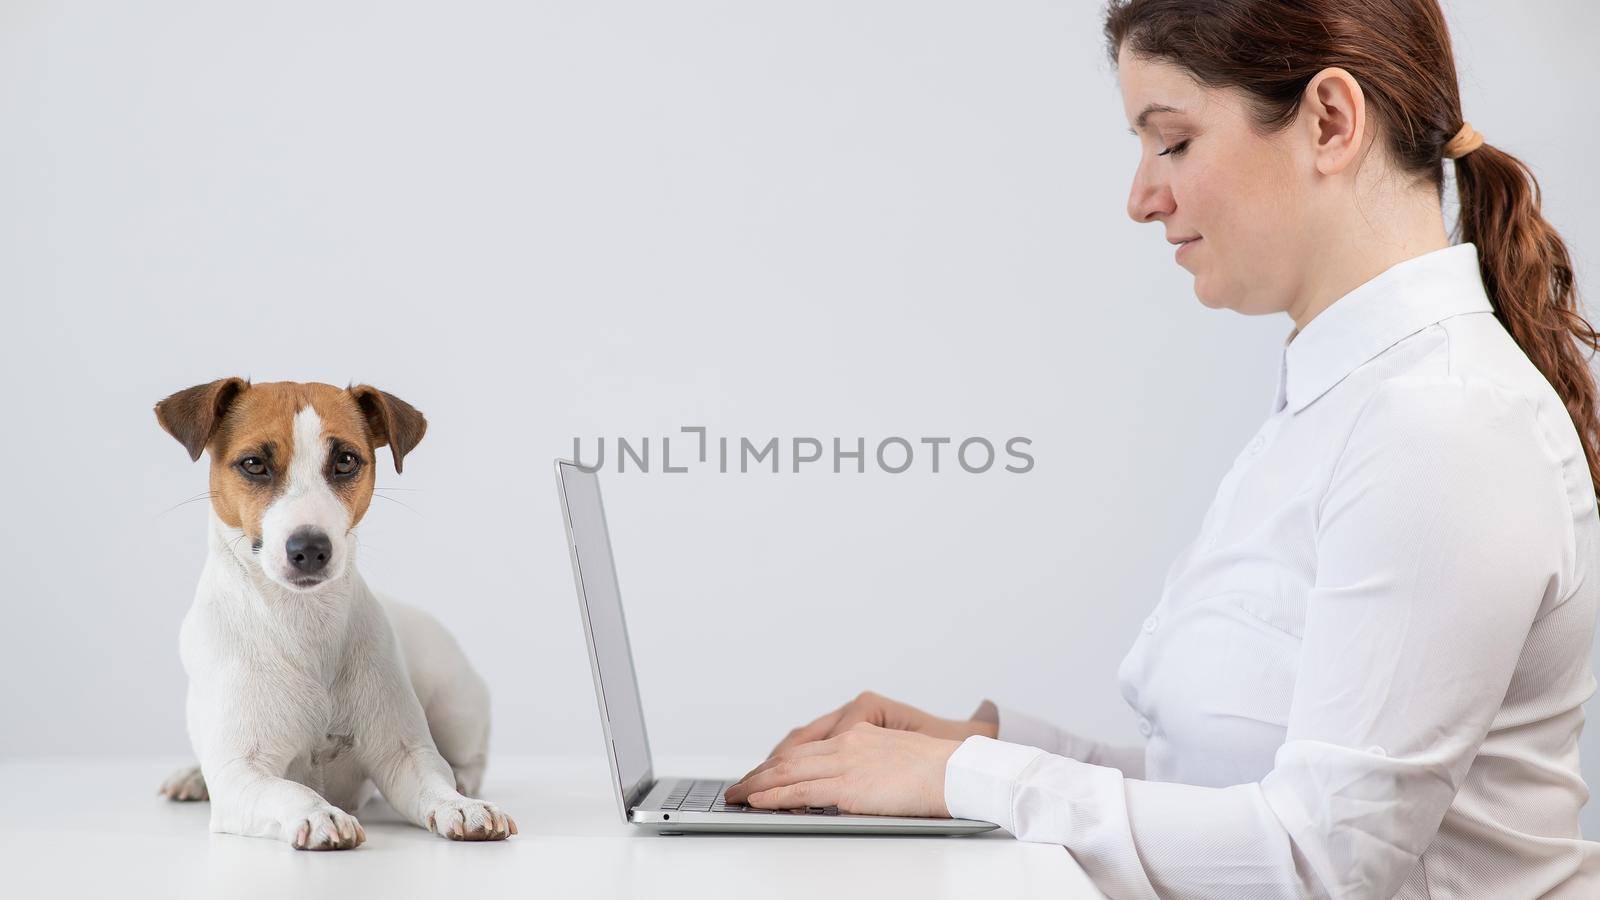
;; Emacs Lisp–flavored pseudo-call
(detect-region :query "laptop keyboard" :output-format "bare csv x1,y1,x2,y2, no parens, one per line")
661,779,841,816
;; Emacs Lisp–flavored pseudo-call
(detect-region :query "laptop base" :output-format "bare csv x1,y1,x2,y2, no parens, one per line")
630,776,999,836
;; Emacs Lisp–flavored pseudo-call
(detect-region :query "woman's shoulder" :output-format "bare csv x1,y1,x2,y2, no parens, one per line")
1357,313,1596,526
1352,311,1544,430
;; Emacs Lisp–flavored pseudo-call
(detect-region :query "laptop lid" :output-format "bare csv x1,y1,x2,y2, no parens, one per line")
555,459,655,820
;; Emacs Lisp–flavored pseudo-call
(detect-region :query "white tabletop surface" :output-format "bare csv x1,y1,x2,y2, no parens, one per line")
0,754,1107,899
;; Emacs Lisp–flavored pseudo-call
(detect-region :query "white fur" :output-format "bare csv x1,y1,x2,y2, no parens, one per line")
258,406,352,590
160,403,508,849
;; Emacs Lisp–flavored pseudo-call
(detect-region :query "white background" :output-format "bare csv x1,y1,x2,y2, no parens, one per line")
3,0,1598,837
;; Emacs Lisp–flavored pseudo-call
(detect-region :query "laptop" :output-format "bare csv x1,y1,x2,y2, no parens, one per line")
554,458,999,835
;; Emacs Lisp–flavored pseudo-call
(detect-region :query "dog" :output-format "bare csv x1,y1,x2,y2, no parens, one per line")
153,377,517,849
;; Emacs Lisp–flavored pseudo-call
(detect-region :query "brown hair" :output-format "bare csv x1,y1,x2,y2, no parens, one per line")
1104,0,1600,502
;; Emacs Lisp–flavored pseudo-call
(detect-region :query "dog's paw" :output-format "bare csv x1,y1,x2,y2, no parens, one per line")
287,806,366,851
158,764,208,802
424,796,517,842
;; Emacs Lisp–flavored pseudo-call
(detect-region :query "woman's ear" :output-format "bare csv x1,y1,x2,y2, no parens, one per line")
349,384,427,473
1304,65,1366,177
154,377,250,461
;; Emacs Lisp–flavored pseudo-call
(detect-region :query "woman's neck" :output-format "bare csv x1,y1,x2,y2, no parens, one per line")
1286,191,1452,336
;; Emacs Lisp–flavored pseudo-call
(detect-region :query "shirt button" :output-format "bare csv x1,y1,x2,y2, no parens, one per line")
1137,717,1153,737
1247,435,1266,456
1143,615,1160,634
1368,745,1387,757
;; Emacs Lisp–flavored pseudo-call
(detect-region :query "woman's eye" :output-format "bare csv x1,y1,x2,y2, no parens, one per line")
1158,139,1191,157
239,457,268,478
334,451,361,476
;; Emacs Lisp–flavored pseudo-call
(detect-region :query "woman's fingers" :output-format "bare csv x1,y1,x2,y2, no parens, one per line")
745,776,848,811
775,696,889,756
726,753,844,804
768,691,910,758
768,706,845,758
737,732,844,783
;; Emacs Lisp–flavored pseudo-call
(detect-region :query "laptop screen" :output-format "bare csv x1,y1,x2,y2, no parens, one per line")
556,460,654,809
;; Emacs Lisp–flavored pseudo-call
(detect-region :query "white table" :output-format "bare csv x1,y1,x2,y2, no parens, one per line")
0,755,1107,899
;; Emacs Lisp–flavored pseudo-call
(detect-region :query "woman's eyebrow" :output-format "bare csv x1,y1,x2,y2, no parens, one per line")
1127,102,1184,135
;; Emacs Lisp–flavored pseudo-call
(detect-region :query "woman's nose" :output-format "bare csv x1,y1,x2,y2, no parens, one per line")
1127,162,1175,224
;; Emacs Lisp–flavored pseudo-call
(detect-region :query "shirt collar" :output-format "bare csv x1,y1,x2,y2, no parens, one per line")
1273,242,1494,415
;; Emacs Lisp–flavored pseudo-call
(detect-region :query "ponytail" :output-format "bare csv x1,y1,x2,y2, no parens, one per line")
1454,143,1600,504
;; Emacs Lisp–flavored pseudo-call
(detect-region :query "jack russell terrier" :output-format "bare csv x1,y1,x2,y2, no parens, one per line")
153,377,517,849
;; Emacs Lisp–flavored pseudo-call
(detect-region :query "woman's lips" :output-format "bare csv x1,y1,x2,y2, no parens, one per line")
1176,236,1202,260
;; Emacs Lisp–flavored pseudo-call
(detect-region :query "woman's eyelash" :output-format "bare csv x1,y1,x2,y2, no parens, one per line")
1158,139,1190,157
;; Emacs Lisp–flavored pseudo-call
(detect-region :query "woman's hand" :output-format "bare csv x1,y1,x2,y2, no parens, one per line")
759,690,996,760
722,691,1000,817
723,721,963,817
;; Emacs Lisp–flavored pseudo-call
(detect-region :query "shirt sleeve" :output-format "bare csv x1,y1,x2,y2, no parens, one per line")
971,698,1147,778
945,376,1569,900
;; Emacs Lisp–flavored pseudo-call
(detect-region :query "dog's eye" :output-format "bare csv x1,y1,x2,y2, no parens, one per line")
238,457,269,478
333,451,361,476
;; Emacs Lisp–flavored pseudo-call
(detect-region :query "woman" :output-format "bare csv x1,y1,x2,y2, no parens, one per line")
722,2,1600,897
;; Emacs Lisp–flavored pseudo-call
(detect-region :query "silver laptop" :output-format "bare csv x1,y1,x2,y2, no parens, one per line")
554,459,999,836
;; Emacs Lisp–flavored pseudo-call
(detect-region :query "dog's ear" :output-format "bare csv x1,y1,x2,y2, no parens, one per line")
349,384,427,474
154,377,250,462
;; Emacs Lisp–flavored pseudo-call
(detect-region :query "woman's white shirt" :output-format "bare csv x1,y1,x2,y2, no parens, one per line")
944,242,1600,899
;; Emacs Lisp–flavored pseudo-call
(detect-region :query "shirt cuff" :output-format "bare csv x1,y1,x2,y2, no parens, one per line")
943,734,1046,832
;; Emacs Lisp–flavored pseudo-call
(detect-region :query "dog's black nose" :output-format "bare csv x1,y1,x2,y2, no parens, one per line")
285,528,332,575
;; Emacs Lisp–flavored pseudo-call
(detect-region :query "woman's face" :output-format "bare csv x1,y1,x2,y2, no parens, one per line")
1117,46,1314,317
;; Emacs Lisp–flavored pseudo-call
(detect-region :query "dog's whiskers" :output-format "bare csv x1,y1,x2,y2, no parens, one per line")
350,530,383,557
372,493,423,516
155,492,219,518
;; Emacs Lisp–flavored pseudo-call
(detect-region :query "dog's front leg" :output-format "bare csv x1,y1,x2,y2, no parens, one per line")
183,631,367,849
346,643,517,841
187,669,365,849
202,754,367,850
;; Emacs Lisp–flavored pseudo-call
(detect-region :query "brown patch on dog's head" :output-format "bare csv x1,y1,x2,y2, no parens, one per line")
154,380,427,582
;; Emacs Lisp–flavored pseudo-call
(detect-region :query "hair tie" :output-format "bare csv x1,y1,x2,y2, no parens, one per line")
1443,121,1484,159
